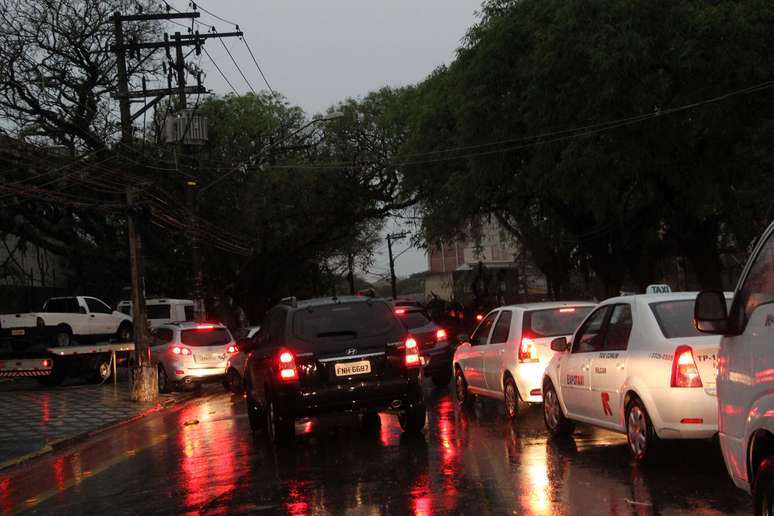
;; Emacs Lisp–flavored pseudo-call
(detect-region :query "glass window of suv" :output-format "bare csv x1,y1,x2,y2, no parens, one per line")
490,311,513,344
604,304,632,351
470,312,497,346
572,306,610,353
395,309,432,331
293,302,398,341
181,327,232,347
85,298,112,314
730,231,774,332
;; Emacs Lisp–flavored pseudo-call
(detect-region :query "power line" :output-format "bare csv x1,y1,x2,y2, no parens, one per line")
242,38,275,95
201,45,238,95
219,36,256,94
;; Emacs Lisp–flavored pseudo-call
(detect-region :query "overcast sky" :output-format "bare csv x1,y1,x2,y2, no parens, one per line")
167,0,482,277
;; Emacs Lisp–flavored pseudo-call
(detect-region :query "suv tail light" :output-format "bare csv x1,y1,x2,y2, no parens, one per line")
172,346,191,356
671,345,702,388
226,345,238,354
278,350,298,381
405,337,420,367
435,328,447,341
518,337,539,363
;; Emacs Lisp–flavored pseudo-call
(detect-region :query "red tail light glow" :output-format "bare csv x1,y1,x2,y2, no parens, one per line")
519,337,539,362
227,345,238,354
680,418,704,424
394,308,406,315
559,308,576,313
435,328,447,341
195,324,216,330
405,337,420,367
671,345,702,388
476,314,484,321
277,350,298,381
172,346,192,356
42,359,50,368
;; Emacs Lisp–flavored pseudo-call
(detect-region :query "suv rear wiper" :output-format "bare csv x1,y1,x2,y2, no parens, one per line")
316,331,358,338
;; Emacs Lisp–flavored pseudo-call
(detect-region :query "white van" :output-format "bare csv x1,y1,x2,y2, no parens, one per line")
117,299,194,328
695,221,774,514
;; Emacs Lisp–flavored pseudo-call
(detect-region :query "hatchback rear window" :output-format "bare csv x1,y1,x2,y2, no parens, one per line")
523,307,594,338
395,310,431,330
650,299,715,339
147,304,171,320
293,302,399,341
181,328,232,347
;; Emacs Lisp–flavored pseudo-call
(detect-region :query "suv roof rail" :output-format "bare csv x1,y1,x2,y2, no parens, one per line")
281,296,298,307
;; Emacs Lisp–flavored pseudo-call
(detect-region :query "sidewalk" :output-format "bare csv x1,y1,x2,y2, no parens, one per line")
0,372,197,469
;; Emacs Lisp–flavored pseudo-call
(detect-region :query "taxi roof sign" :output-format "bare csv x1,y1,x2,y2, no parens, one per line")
645,284,672,294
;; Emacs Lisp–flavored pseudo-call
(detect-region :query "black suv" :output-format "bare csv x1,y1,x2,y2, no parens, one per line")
240,296,426,443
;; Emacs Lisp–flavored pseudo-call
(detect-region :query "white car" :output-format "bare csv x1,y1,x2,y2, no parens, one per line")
453,302,595,418
224,325,260,393
117,298,194,328
694,220,774,513
542,290,728,462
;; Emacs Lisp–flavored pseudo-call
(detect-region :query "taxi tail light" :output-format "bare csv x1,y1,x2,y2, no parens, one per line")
435,328,447,341
278,350,298,381
671,345,702,388
405,337,420,367
518,337,539,363
172,346,192,356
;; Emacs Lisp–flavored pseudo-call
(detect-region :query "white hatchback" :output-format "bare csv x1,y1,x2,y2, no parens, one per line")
542,291,729,462
453,302,595,418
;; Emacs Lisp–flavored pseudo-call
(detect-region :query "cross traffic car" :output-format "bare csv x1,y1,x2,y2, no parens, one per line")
240,296,426,443
453,302,595,418
392,304,453,387
542,290,729,462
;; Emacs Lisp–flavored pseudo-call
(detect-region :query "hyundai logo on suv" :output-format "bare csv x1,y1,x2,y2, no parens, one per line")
345,348,358,356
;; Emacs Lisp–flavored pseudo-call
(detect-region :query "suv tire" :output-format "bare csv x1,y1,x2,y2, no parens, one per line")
543,380,575,437
754,456,774,516
245,384,262,432
399,403,426,434
266,393,294,444
157,364,172,393
116,322,133,343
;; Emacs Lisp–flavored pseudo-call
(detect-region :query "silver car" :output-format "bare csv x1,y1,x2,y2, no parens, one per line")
150,322,237,392
224,325,260,393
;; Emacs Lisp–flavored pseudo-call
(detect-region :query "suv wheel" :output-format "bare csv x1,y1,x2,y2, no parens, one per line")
90,357,112,384
398,403,426,434
504,376,520,420
245,384,262,432
266,393,294,443
455,367,473,408
755,456,774,516
158,365,172,393
227,369,243,393
543,380,575,436
626,397,657,462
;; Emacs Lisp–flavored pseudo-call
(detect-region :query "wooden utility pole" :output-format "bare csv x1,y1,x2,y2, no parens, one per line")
386,232,408,300
113,12,155,401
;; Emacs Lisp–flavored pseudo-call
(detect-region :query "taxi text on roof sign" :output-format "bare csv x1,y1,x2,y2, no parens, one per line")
646,284,672,294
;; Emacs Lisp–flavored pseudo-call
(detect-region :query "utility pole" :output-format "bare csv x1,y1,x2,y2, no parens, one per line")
111,10,240,400
386,232,408,300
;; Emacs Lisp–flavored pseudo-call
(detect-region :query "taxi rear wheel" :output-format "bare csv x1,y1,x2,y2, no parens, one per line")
455,367,473,408
543,380,575,436
754,456,774,516
626,397,657,462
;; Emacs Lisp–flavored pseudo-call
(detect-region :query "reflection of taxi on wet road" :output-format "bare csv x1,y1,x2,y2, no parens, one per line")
542,287,731,462
453,302,595,419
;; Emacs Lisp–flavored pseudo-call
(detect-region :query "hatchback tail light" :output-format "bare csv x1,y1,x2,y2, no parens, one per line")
278,350,298,381
405,337,420,367
671,345,702,388
226,345,238,354
435,328,447,341
172,346,192,356
518,337,539,363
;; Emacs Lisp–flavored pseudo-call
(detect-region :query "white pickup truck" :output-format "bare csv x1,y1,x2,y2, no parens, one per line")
0,296,132,347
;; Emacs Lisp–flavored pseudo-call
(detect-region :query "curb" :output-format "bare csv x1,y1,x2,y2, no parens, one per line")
0,391,201,472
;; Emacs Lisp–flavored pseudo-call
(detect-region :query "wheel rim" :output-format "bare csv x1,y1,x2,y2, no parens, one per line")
57,332,69,347
158,367,167,391
544,387,559,430
628,405,648,457
455,372,466,403
99,362,110,380
120,326,130,340
505,381,517,417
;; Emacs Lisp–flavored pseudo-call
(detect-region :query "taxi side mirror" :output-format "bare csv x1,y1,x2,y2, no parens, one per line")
550,337,569,352
694,290,728,334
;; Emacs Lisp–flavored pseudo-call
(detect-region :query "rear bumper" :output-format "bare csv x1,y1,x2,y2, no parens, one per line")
274,376,423,418
169,363,226,383
513,362,548,403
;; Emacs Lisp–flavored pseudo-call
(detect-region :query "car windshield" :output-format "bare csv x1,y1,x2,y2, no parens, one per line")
180,328,232,347
649,299,729,339
395,310,431,330
523,306,594,338
293,302,398,341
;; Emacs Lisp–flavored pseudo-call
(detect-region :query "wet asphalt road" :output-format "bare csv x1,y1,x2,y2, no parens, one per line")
2,381,753,515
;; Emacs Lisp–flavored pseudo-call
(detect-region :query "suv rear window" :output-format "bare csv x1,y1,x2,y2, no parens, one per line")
523,306,594,338
293,302,399,341
181,328,232,347
147,304,171,320
395,310,431,330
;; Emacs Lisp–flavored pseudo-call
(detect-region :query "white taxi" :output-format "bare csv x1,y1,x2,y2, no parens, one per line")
542,288,729,462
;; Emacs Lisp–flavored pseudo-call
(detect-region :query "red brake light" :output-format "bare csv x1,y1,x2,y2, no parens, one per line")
435,328,447,341
196,324,215,330
405,337,420,367
277,350,298,381
559,308,576,313
172,346,191,356
394,308,406,315
671,345,702,388
42,359,50,368
475,314,484,321
518,337,539,363
227,345,237,354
